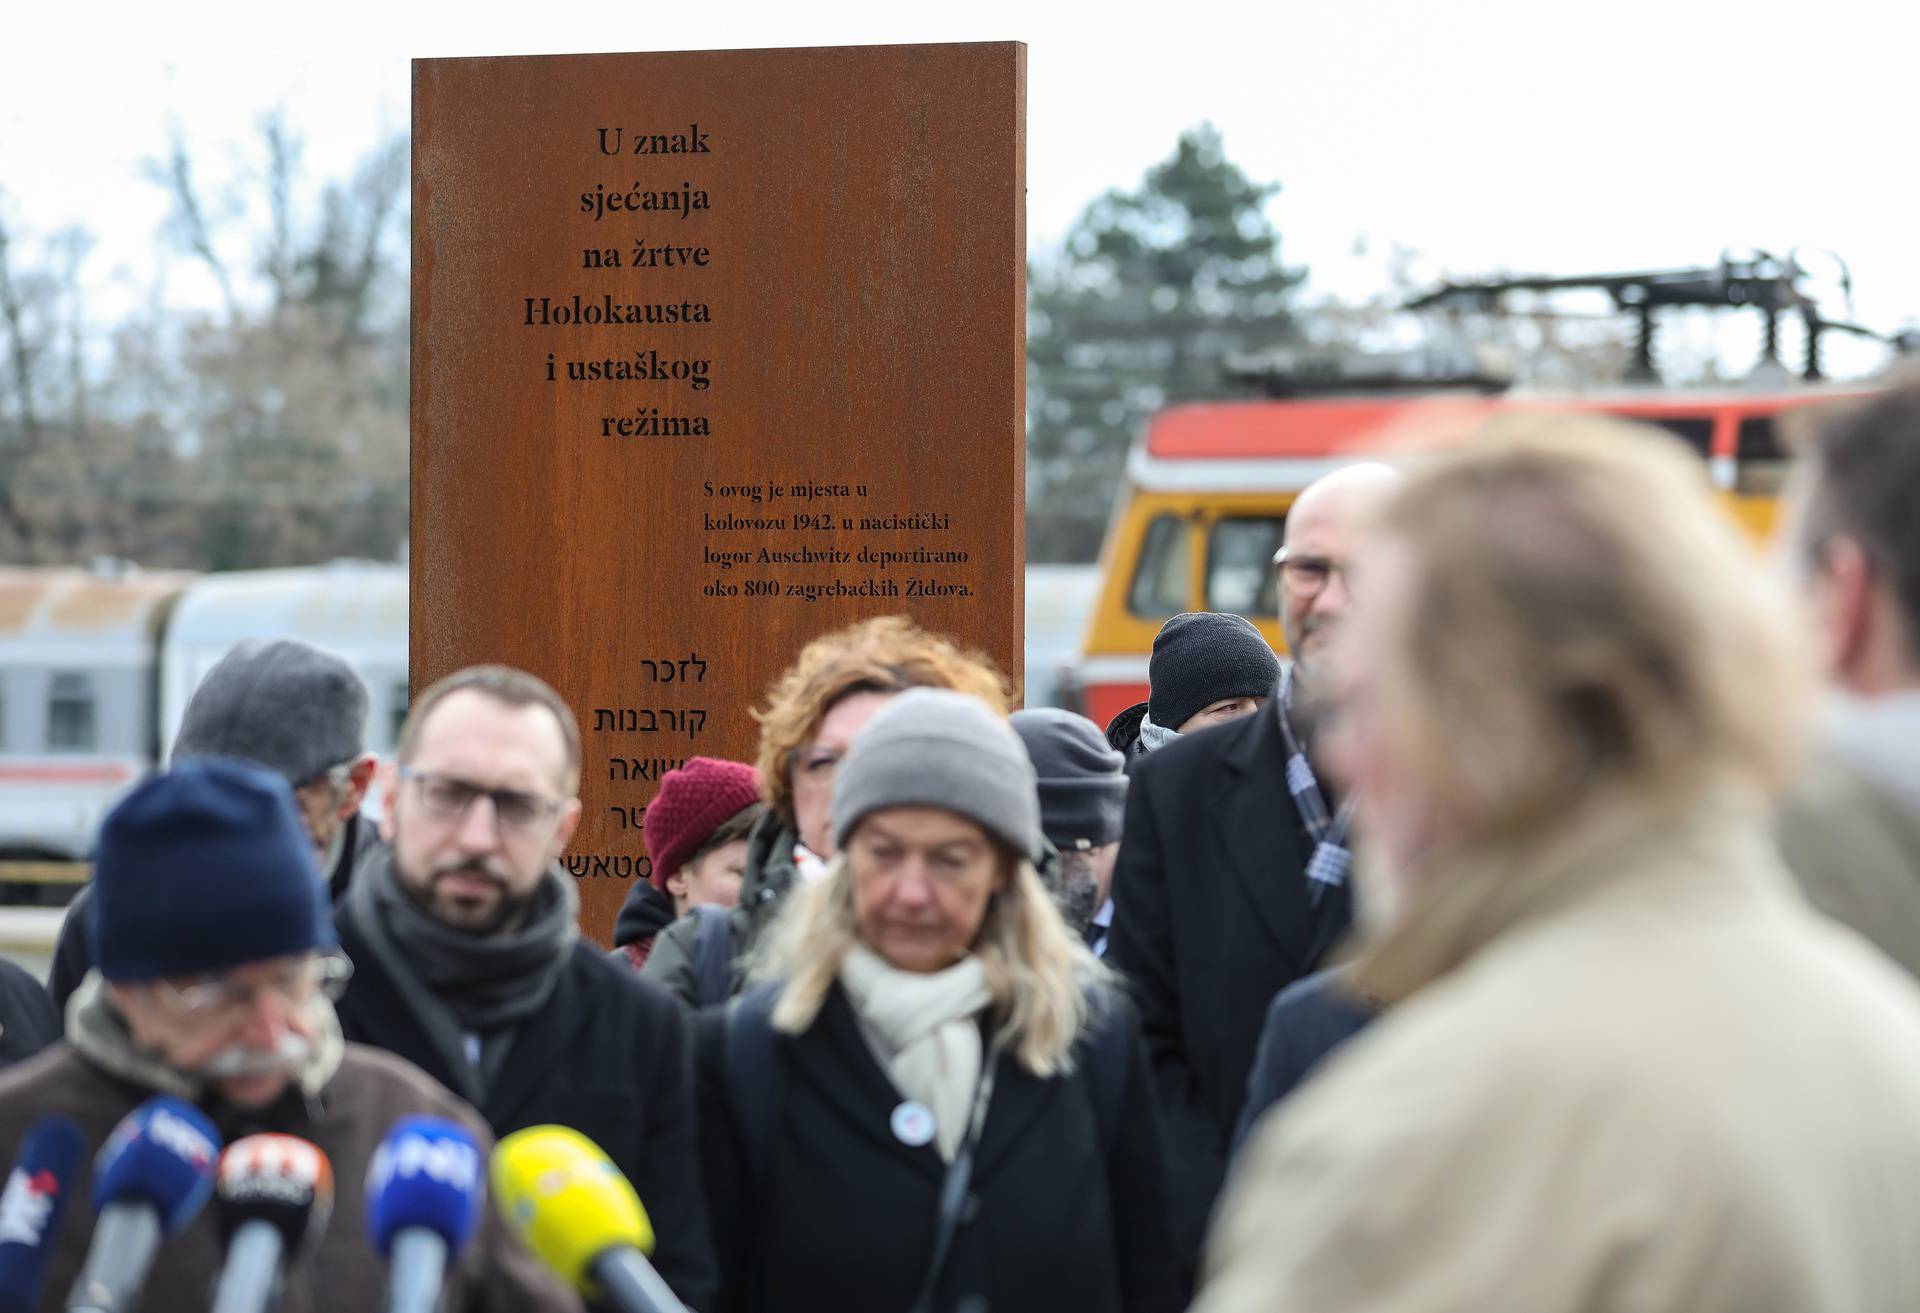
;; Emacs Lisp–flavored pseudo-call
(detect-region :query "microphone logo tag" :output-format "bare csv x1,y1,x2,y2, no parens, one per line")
219,1136,327,1207
148,1110,217,1170
368,1134,481,1194
0,1166,60,1245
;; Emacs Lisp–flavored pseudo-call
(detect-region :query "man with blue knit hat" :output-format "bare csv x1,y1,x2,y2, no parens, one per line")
0,759,579,1312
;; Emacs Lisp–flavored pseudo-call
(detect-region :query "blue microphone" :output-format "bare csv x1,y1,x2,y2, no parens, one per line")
0,1115,87,1313
365,1117,485,1313
64,1097,221,1313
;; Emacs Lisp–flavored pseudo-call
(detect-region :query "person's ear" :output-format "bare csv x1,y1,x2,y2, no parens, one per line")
665,871,689,900
373,761,400,842
548,797,584,861
341,754,379,818
1817,537,1875,681
109,983,154,1045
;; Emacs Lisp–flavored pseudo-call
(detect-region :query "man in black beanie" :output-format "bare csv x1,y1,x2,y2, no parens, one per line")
48,638,382,1014
0,758,579,1311
1012,708,1129,952
1106,462,1403,1296
1104,612,1280,759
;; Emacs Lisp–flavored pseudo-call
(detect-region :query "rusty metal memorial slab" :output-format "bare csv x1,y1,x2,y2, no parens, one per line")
411,44,1026,941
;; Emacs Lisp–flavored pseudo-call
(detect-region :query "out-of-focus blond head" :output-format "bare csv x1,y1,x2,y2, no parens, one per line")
1369,414,1811,840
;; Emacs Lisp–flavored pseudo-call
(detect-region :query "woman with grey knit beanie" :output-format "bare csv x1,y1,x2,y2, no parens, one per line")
693,687,1180,1313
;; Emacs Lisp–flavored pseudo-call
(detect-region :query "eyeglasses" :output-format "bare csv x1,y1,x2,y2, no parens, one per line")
398,766,564,834
294,760,355,796
150,951,354,1023
1273,548,1356,600
788,746,845,794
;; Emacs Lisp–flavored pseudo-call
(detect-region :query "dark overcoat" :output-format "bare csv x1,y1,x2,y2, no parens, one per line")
333,898,717,1310
1104,704,1353,1290
694,982,1181,1313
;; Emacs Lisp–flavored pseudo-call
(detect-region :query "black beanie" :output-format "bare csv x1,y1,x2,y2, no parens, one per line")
1147,612,1281,731
1011,709,1129,848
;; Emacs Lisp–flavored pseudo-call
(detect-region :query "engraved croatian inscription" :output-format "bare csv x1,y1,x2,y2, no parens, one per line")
412,45,1025,938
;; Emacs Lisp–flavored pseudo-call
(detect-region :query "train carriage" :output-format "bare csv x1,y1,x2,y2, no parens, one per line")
0,564,194,867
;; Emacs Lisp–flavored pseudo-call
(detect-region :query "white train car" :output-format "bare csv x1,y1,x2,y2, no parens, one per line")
0,564,195,861
1024,564,1103,710
158,562,411,772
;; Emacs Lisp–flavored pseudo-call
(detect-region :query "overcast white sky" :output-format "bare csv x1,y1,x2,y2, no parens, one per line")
3,0,1916,371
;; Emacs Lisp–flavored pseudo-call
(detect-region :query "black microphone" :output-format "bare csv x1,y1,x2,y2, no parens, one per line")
0,1115,87,1313
65,1097,221,1313
207,1135,333,1313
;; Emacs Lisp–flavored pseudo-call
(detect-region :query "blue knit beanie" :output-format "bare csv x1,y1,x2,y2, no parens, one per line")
90,757,336,982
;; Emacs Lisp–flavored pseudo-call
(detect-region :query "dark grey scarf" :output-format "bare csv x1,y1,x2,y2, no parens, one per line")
347,846,578,1102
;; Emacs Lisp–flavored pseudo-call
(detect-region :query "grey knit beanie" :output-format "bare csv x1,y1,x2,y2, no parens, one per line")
172,638,370,785
1011,708,1128,849
830,688,1045,864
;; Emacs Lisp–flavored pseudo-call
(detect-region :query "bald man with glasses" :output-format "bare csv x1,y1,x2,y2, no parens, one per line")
331,665,717,1311
1106,462,1403,1297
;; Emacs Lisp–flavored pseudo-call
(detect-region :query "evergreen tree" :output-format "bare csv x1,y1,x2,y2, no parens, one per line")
1027,124,1305,561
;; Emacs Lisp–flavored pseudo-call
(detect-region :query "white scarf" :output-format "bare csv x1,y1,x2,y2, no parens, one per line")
838,944,992,1161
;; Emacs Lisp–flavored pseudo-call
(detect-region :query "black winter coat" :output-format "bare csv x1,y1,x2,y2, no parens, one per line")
609,878,678,970
1105,703,1353,1293
0,957,58,1068
1230,966,1375,1156
333,897,718,1310
695,983,1181,1313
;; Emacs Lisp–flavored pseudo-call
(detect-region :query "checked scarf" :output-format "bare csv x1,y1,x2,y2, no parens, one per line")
1276,665,1354,907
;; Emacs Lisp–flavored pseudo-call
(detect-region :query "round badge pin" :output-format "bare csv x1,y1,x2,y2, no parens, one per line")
890,1101,936,1148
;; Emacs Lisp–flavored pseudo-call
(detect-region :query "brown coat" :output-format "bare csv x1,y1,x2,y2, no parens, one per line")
1198,790,1920,1313
0,1041,581,1313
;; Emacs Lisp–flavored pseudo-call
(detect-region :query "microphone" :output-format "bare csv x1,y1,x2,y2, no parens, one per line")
0,1115,87,1313
491,1126,685,1313
207,1135,333,1313
65,1096,221,1313
364,1117,484,1313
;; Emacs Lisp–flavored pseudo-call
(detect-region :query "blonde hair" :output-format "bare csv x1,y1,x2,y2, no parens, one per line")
1374,414,1811,840
757,848,1105,1078
753,616,1015,826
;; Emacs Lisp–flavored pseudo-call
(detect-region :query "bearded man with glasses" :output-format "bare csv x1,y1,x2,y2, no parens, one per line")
0,757,578,1311
331,664,717,1311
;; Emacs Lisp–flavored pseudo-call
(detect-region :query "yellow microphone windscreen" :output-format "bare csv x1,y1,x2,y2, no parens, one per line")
491,1126,655,1292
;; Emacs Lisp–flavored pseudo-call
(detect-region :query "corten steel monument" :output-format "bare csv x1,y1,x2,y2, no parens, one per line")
412,43,1026,940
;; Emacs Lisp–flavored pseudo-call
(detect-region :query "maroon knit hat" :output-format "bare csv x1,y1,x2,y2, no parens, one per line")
644,757,763,888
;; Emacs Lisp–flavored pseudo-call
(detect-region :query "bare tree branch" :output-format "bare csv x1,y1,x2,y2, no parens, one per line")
149,130,239,322
0,212,43,443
